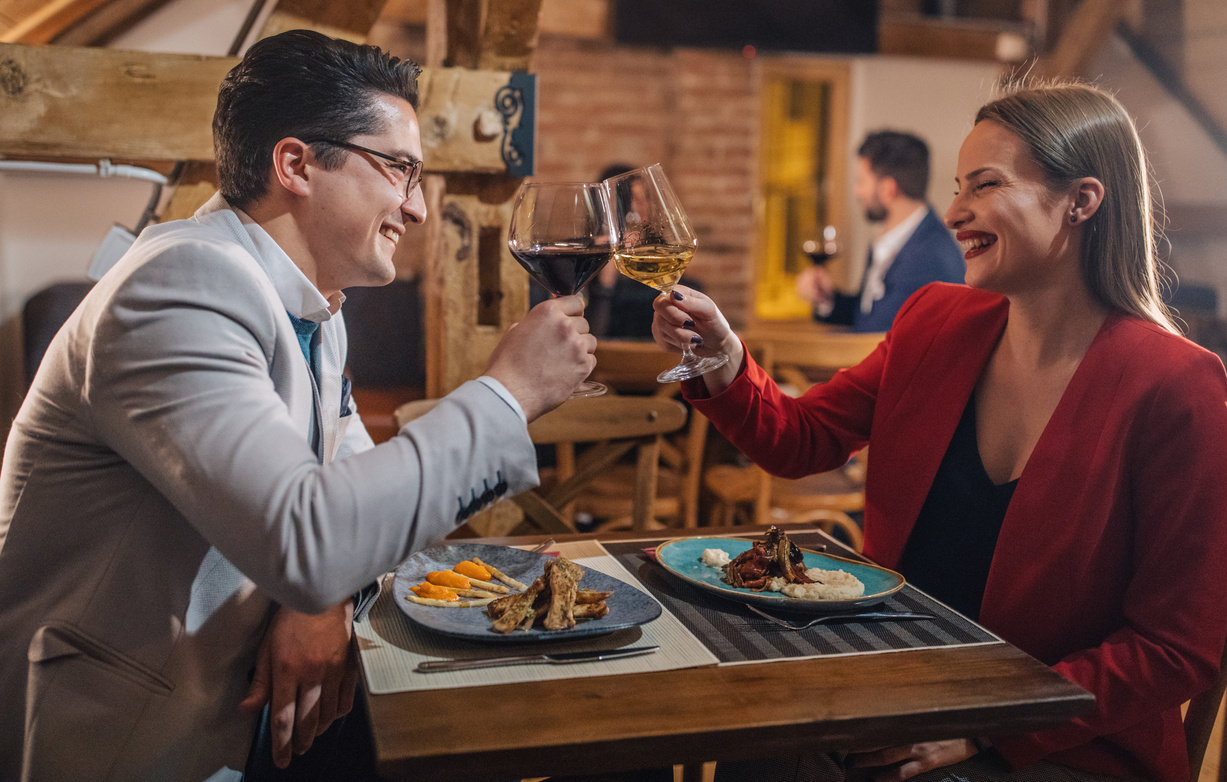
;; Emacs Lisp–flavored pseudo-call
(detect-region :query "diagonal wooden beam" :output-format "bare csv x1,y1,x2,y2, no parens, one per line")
1037,0,1125,78
258,0,389,43
1,0,112,43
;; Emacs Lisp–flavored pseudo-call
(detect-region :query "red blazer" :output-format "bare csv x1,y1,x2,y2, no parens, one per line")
686,283,1227,782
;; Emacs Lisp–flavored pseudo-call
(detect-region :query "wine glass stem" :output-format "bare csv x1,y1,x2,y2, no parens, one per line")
663,285,698,364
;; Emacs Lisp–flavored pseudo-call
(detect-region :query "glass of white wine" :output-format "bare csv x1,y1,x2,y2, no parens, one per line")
603,164,728,383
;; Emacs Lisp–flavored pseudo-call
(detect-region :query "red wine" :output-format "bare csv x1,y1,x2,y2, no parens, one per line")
512,245,612,296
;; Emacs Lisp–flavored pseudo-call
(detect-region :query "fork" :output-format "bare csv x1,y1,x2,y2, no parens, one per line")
744,603,935,630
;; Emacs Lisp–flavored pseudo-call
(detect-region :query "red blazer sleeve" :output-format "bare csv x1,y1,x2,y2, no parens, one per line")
683,335,889,479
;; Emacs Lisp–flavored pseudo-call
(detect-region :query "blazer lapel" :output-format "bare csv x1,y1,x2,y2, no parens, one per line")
980,313,1131,634
864,289,1008,568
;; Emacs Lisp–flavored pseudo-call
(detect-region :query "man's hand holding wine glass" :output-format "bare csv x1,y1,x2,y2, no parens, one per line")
650,284,744,396
485,295,597,421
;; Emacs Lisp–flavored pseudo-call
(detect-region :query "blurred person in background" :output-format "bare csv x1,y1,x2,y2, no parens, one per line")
796,131,964,332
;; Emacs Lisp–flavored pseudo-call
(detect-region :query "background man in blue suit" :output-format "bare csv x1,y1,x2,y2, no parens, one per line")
796,130,965,332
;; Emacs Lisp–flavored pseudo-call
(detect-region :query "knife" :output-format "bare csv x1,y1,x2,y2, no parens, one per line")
416,645,658,673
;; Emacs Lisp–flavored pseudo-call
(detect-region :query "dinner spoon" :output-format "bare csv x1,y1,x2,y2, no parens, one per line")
744,603,935,630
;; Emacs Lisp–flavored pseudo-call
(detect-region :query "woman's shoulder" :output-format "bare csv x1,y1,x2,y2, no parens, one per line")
1102,314,1227,380
892,282,1008,331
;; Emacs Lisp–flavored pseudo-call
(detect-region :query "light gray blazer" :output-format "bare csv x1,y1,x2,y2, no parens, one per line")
0,200,537,781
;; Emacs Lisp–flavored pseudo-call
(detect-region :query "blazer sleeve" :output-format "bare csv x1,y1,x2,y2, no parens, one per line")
85,242,538,613
992,347,1227,768
684,335,890,479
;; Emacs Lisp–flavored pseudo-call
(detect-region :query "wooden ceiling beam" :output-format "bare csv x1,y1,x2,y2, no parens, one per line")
1,0,113,43
878,13,1032,63
258,0,389,43
0,41,528,172
1036,0,1125,78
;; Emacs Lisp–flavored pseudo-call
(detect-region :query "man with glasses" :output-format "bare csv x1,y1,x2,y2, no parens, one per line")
0,30,595,782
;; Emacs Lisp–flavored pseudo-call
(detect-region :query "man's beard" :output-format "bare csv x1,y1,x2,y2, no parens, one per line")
864,202,887,223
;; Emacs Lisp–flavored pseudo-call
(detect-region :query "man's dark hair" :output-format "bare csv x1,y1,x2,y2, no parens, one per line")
213,29,422,210
857,130,930,201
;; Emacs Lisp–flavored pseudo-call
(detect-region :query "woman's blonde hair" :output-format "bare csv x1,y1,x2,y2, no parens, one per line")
975,81,1178,333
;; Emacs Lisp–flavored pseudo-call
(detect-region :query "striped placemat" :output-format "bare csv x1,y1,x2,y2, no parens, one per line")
601,533,1001,664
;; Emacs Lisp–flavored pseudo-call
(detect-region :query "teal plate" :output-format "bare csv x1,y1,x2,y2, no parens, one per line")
655,536,905,614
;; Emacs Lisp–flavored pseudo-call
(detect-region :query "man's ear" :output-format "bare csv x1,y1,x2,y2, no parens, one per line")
879,175,900,204
270,138,313,197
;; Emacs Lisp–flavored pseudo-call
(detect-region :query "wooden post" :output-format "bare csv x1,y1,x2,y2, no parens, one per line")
423,0,542,398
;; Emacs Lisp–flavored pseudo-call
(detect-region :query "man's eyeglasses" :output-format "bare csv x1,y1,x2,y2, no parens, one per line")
309,139,423,200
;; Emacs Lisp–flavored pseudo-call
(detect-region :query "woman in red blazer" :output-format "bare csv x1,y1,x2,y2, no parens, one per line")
657,84,1227,782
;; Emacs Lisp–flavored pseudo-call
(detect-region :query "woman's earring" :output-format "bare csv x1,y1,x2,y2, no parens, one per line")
1069,212,1078,224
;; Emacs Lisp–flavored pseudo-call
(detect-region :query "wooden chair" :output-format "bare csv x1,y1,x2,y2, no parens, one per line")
394,394,687,536
702,330,885,549
1185,638,1227,782
571,341,710,530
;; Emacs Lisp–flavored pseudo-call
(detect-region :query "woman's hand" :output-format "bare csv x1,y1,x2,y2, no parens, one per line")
651,285,743,395
846,739,979,782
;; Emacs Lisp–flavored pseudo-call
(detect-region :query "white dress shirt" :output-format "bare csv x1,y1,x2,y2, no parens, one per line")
860,204,928,315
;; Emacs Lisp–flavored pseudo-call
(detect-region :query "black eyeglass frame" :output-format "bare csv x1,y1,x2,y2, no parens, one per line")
308,138,423,199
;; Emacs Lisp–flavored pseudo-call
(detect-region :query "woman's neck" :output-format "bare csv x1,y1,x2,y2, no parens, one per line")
1001,282,1110,370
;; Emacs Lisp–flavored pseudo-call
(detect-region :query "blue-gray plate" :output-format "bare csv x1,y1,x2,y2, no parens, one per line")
393,543,662,643
655,536,905,614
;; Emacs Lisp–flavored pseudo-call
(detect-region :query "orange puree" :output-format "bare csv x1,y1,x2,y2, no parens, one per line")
411,583,459,600
453,561,491,581
426,570,470,589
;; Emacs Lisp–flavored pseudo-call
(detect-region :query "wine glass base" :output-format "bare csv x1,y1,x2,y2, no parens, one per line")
569,381,607,398
657,353,729,383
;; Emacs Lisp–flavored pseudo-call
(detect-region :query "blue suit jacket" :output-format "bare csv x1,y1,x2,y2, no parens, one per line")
821,207,965,332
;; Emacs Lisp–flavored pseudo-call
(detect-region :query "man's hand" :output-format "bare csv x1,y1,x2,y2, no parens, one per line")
795,265,835,307
846,739,979,782
485,295,597,420
240,601,357,769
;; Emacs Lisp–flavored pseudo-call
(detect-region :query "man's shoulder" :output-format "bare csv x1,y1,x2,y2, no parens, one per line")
893,209,964,278
116,217,270,291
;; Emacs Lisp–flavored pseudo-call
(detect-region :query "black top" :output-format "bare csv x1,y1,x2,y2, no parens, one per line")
897,394,1018,621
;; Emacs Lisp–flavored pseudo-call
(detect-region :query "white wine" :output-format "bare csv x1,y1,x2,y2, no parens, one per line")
615,244,694,290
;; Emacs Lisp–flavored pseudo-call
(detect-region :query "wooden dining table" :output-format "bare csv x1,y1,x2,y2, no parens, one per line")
362,526,1094,782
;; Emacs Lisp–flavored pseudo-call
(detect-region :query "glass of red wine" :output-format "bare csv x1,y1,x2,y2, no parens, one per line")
508,181,616,398
803,224,840,266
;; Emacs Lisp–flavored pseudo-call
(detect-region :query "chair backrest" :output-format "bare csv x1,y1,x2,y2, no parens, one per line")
590,340,710,528
395,395,688,535
749,330,886,394
720,329,882,531
1185,639,1227,782
591,340,683,397
22,280,95,389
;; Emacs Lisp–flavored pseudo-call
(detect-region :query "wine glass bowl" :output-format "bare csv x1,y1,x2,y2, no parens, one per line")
803,224,840,266
603,164,728,383
508,181,615,397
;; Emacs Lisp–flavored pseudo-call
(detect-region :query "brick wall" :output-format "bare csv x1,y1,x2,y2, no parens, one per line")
533,36,761,327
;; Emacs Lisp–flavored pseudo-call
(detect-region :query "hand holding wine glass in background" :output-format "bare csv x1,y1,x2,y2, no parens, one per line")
796,224,841,309
507,181,615,397
603,164,728,383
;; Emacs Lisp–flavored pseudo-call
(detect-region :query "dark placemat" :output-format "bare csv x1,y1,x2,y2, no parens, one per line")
602,533,1000,664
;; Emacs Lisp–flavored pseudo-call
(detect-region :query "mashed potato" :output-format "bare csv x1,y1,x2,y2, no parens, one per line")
700,548,731,568
778,568,865,600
